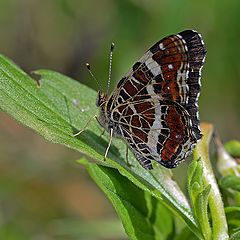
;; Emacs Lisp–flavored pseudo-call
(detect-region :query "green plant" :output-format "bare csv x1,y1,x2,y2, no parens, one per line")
0,54,240,239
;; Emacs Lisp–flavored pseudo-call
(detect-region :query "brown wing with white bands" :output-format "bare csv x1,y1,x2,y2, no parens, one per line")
107,30,206,137
111,98,195,169
107,30,206,169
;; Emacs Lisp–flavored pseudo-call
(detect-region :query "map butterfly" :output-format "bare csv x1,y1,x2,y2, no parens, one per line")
96,30,206,169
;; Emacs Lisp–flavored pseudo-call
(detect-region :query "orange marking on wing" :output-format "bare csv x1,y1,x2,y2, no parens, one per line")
133,69,149,83
161,105,185,161
124,81,138,96
132,128,148,142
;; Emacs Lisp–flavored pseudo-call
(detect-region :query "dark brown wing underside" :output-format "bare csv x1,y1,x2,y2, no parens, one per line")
108,30,206,169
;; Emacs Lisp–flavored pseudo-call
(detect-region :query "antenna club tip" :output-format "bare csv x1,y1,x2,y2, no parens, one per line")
111,42,115,51
86,63,91,70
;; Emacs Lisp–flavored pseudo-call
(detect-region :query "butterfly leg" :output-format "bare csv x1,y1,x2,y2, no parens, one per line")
73,115,97,137
104,128,113,160
125,145,133,167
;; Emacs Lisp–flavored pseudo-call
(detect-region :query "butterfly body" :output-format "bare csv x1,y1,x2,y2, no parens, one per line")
96,30,206,169
96,91,122,137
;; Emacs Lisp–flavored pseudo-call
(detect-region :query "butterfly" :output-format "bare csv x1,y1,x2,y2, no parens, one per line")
93,30,206,170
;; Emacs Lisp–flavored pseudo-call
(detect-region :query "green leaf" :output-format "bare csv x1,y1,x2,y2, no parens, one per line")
80,158,174,240
220,175,240,192
0,54,201,237
188,159,203,207
188,158,212,239
215,137,240,176
194,185,211,240
225,207,240,233
188,159,203,189
224,141,240,157
230,229,240,240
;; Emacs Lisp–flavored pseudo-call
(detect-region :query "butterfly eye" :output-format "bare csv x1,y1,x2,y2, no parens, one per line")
96,91,107,107
96,91,101,107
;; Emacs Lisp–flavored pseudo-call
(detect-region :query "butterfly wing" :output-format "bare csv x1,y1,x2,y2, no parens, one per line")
112,99,195,169
108,30,206,169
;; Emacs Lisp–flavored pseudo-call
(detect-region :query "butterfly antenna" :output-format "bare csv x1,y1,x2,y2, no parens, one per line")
107,42,115,95
85,63,102,90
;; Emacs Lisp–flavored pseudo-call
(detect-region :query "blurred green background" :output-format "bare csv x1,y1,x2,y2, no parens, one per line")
0,0,239,239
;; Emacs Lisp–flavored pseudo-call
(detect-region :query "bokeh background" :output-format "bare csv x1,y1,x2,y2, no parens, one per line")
0,0,239,239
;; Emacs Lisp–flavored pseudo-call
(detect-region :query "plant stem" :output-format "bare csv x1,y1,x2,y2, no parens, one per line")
194,123,229,240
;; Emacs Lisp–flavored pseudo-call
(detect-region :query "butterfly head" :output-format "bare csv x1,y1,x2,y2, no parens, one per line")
96,90,108,108
96,90,110,131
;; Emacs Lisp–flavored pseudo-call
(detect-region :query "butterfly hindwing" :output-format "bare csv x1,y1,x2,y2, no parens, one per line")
111,97,196,169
